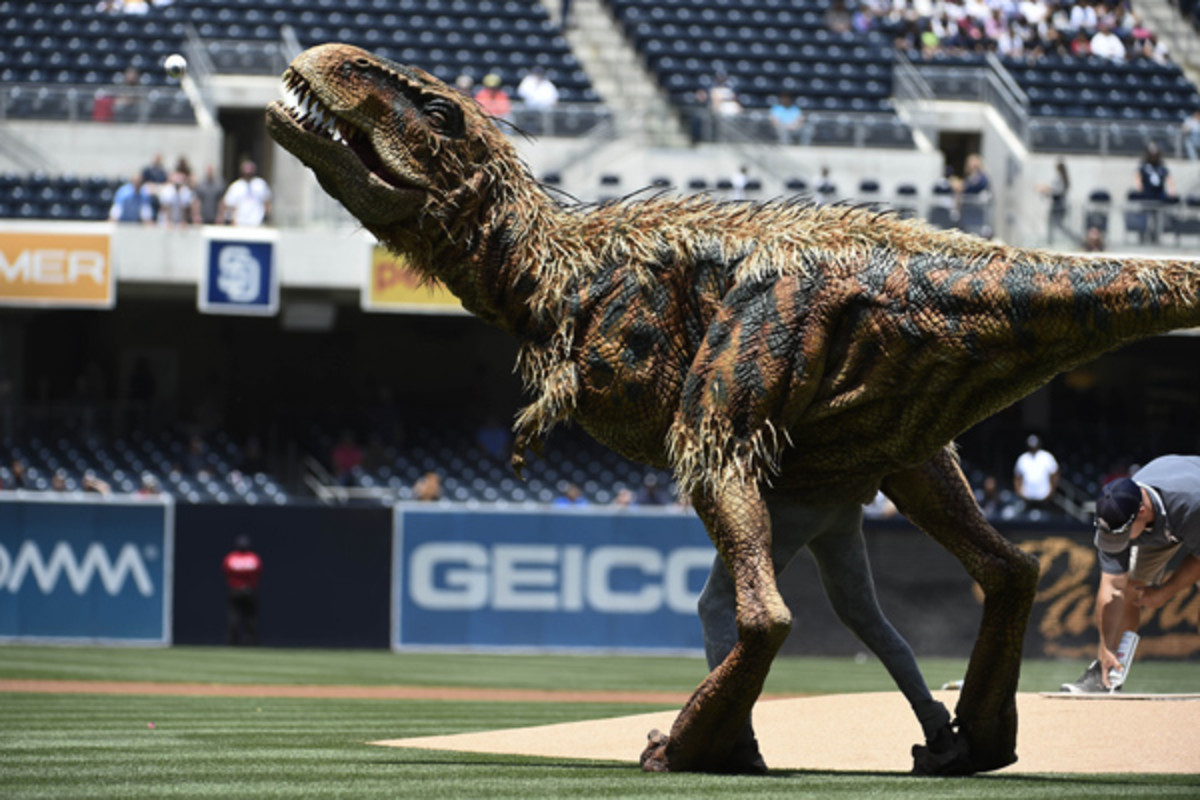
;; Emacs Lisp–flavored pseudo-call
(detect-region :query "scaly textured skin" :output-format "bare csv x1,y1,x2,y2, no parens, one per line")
267,44,1200,775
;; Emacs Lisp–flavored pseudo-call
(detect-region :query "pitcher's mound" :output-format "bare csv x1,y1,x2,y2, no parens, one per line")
372,690,1200,774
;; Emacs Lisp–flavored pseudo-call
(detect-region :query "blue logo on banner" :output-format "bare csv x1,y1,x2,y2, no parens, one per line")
0,499,172,643
393,508,715,651
203,240,275,314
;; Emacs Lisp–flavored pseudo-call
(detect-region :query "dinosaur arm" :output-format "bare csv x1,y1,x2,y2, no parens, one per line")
668,272,825,497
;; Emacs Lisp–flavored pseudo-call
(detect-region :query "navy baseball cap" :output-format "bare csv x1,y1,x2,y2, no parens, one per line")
1094,477,1142,553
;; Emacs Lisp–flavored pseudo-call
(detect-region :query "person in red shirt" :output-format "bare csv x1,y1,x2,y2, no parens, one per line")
223,535,262,645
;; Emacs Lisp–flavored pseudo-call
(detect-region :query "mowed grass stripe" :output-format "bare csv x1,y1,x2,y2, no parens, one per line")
1,645,1197,695
3,694,1198,800
3,647,1199,799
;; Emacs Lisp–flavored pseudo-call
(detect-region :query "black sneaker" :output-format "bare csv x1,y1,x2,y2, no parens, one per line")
1060,660,1115,694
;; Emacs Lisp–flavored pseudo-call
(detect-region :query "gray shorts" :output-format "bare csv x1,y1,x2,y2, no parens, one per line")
1129,542,1182,585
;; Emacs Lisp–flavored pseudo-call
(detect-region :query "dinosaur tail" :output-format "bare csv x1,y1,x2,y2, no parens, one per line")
935,248,1200,370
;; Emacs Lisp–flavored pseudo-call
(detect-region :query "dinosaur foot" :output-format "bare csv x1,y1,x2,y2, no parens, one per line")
640,729,768,775
911,720,1016,776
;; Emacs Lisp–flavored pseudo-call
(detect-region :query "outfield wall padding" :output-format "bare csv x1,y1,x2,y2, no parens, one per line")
172,505,392,648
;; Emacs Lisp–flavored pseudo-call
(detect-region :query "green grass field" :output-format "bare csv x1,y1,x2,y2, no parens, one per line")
1,646,1197,799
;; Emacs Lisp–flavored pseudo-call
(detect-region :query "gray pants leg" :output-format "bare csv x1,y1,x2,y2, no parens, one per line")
806,519,949,739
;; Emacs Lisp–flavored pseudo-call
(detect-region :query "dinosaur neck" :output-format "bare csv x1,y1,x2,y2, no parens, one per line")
404,158,580,341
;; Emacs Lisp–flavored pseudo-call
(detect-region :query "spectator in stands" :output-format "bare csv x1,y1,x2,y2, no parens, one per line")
158,169,197,227
815,166,837,205
1134,32,1170,65
413,471,442,501
185,434,212,480
555,482,589,506
114,66,143,120
141,153,167,188
1065,28,1090,56
1069,0,1099,36
952,153,990,230
1134,142,1176,242
637,473,668,505
331,430,363,487
612,486,636,507
975,474,1004,518
108,173,155,224
1014,434,1060,514
50,470,68,492
223,534,262,646
708,72,741,117
1036,158,1071,244
517,67,559,110
8,458,29,490
454,74,474,97
140,154,168,220
474,74,512,121
1182,109,1200,161
138,472,162,496
826,0,854,34
82,470,112,495
92,89,115,122
730,165,751,200
219,159,272,226
1089,19,1126,61
958,153,990,196
194,164,225,224
770,92,809,146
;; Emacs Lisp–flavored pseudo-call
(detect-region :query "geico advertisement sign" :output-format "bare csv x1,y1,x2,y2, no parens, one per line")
0,231,114,307
409,542,711,614
394,509,715,650
0,540,156,596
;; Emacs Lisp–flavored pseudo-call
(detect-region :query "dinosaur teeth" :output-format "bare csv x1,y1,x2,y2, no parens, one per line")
279,73,355,147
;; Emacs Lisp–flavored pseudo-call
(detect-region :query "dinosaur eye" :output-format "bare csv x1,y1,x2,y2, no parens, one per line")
424,99,462,136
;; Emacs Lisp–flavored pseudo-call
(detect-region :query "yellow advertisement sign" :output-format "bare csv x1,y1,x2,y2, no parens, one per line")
0,231,114,308
364,246,462,313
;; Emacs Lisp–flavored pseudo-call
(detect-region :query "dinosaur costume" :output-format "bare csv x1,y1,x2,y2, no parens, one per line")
267,44,1200,776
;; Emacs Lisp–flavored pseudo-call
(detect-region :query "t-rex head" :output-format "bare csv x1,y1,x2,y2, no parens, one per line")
266,43,515,247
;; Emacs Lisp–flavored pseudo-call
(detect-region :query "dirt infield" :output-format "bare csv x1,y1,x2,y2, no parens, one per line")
373,691,1200,775
6,680,1198,774
0,679,707,704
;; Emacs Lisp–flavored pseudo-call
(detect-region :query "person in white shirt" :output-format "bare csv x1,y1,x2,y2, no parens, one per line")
157,169,197,227
1014,434,1060,512
219,159,272,226
516,67,559,110
1090,20,1127,61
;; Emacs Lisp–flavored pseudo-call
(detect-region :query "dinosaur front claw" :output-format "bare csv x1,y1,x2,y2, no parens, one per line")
640,727,769,775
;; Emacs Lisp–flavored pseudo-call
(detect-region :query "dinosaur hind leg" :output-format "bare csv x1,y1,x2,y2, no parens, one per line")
882,447,1039,774
641,479,792,773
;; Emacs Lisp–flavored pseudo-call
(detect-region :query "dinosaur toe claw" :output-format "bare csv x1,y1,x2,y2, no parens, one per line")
640,729,671,772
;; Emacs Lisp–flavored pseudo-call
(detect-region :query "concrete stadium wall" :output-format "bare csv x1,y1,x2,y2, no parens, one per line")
2,120,222,179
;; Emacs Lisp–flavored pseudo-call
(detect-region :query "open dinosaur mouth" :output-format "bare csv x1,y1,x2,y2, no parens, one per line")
276,70,413,190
